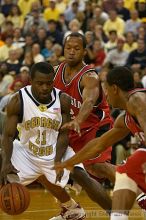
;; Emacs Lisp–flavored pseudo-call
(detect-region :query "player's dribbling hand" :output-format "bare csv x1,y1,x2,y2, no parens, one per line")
0,162,19,185
61,119,81,136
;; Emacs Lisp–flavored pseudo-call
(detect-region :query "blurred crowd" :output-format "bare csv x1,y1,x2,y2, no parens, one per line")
0,0,146,166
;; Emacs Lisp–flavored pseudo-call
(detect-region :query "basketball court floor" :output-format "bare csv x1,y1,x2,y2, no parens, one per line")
0,187,146,220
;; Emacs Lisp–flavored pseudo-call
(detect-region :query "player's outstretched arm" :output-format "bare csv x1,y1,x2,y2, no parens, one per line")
0,93,20,184
62,71,100,135
54,114,130,170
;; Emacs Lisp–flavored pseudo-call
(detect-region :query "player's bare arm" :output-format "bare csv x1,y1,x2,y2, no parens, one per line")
54,92,71,163
54,113,130,171
62,72,100,134
128,92,146,145
0,93,21,184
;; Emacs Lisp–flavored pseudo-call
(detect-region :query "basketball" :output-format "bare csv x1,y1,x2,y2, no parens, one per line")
0,183,30,215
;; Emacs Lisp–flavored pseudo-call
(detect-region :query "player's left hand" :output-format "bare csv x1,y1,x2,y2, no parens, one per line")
61,119,81,136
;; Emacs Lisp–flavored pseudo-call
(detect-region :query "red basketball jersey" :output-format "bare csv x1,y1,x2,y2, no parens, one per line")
54,62,112,131
125,88,146,146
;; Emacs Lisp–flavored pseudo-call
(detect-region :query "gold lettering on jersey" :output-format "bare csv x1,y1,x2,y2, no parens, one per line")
29,141,53,156
24,117,60,131
38,105,48,112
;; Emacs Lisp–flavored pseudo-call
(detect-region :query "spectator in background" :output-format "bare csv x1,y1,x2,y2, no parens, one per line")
133,71,143,88
0,36,15,62
93,6,109,26
64,1,79,23
0,62,14,97
23,9,48,35
126,38,146,71
35,28,47,50
124,32,138,52
116,0,130,21
57,13,68,33
0,79,23,112
18,0,38,18
7,4,24,29
104,30,117,52
1,21,14,41
47,19,63,45
6,49,21,75
1,0,13,17
90,39,106,72
43,0,60,22
136,0,146,19
94,24,108,43
64,19,83,40
103,37,129,68
87,18,97,33
41,38,53,60
102,0,117,12
31,43,45,63
22,51,34,68
137,26,146,41
23,34,33,54
103,10,125,37
12,28,25,49
52,43,64,63
84,31,94,64
68,0,85,12
56,0,67,14
82,1,93,32
125,10,141,36
16,66,30,87
124,0,136,11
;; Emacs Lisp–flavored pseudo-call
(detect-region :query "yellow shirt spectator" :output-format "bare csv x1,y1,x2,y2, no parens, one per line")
18,0,38,18
0,44,15,61
7,16,24,29
124,0,136,11
43,0,60,21
103,11,125,37
124,42,138,52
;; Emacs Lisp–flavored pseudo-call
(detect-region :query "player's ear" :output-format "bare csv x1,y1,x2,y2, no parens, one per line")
113,84,119,94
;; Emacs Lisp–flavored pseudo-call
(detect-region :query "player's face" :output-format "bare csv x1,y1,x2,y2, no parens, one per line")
104,81,118,108
64,37,85,66
31,71,54,104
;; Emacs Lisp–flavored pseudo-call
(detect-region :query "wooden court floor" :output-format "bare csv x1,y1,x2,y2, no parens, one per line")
0,187,146,220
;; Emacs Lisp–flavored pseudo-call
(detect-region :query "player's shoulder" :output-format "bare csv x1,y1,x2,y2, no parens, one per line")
128,90,146,108
7,92,21,116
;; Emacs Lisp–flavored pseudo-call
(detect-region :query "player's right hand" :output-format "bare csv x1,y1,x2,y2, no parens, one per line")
0,161,19,185
61,119,81,136
53,161,74,172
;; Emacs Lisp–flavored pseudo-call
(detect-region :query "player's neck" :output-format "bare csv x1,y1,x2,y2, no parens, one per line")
66,62,85,75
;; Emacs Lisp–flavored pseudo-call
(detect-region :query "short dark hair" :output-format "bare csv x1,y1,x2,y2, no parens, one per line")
30,62,54,79
64,32,87,49
106,66,134,91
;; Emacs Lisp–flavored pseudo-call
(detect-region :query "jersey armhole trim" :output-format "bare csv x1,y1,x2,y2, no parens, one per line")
18,90,24,123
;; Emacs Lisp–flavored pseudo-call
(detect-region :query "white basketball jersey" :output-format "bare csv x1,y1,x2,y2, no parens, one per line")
18,85,62,160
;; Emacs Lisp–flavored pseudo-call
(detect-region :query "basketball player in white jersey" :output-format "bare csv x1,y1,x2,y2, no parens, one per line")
0,62,85,220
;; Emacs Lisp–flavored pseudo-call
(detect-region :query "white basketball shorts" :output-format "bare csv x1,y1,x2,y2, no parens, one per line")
11,139,84,188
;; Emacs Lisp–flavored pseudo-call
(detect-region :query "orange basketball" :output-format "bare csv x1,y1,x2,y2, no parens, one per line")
0,183,30,215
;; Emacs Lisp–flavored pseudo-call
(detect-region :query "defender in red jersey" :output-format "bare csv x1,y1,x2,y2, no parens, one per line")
54,33,114,182
54,66,146,220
